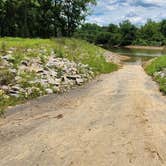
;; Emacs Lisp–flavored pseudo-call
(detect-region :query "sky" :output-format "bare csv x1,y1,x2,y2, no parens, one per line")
86,0,166,26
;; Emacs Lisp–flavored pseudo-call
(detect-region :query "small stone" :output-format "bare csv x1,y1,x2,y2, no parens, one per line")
21,61,29,66
10,93,19,98
1,85,9,91
2,54,13,60
9,68,17,74
45,88,53,94
49,70,57,77
11,86,20,91
67,74,81,80
76,78,84,85
54,79,62,85
154,68,166,78
7,50,13,54
15,76,21,82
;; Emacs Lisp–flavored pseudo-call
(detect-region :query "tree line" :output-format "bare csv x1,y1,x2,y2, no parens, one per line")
74,20,166,46
0,0,96,38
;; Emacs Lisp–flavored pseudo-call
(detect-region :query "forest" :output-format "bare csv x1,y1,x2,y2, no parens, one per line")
0,0,96,38
74,20,166,46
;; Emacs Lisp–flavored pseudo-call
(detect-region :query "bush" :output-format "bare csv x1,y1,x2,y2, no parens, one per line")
0,69,15,85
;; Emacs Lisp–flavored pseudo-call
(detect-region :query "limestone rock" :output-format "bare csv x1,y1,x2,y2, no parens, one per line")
0,47,94,99
45,88,53,94
76,78,84,85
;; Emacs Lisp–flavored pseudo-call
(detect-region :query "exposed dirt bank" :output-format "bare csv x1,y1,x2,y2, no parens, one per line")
0,64,166,166
104,51,130,64
125,45,165,50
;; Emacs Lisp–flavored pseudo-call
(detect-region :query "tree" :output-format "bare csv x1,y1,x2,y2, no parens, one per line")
140,20,158,39
0,0,96,37
0,0,5,36
108,23,119,33
61,0,96,36
74,23,102,43
74,19,166,47
2,0,19,36
96,32,111,45
108,33,122,46
160,20,166,37
119,20,137,46
139,19,164,45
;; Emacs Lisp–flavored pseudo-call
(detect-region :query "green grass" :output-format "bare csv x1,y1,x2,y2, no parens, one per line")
0,95,25,117
0,37,118,74
145,56,166,75
0,37,118,115
145,56,166,94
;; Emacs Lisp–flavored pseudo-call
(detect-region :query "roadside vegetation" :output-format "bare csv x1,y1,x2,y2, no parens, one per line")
0,37,117,73
145,56,166,94
0,37,118,116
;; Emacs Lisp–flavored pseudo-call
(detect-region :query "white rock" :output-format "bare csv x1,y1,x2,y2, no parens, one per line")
46,88,53,94
67,74,81,79
1,85,9,91
76,78,84,85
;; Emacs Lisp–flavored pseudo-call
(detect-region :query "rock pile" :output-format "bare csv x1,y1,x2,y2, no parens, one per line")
154,68,166,78
0,48,94,99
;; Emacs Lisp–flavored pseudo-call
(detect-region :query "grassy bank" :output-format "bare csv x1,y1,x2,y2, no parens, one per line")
145,56,166,94
0,38,117,73
0,37,118,115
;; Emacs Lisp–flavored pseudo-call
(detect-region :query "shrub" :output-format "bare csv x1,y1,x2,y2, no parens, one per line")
145,56,166,94
0,69,15,85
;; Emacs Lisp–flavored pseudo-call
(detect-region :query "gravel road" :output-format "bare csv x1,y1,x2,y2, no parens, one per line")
0,64,166,166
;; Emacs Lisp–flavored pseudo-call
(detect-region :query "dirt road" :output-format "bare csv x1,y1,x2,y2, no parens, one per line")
0,64,166,166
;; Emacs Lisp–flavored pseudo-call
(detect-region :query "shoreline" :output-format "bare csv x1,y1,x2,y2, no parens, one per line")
125,45,165,50
104,51,130,64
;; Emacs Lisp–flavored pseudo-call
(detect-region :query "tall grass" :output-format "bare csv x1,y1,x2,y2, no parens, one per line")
145,56,166,94
145,56,166,75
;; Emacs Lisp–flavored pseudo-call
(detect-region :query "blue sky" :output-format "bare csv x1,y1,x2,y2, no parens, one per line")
87,0,166,26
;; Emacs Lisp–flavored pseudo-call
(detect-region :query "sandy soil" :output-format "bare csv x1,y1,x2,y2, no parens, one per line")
0,64,166,166
104,51,130,64
125,45,165,50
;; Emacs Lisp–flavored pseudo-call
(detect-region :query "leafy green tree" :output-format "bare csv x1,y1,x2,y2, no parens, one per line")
108,24,119,33
74,19,166,47
139,19,164,46
0,0,5,36
0,0,96,37
61,0,96,36
2,0,19,36
140,20,158,40
160,20,166,37
108,33,122,46
119,20,137,46
96,32,112,45
74,23,102,43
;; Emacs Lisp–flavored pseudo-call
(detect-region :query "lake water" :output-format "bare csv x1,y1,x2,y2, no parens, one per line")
108,47,166,64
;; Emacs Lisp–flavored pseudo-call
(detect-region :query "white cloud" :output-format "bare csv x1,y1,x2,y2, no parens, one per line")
86,0,166,25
